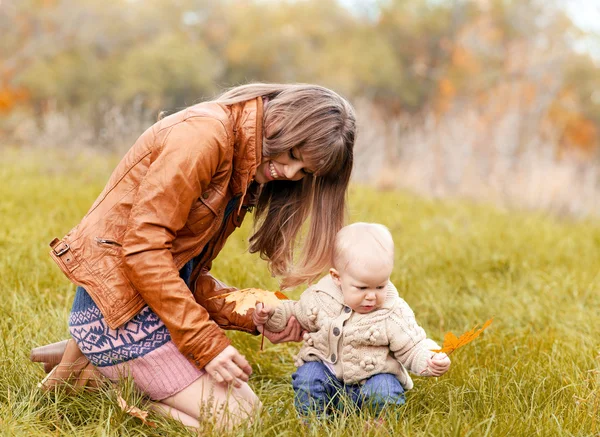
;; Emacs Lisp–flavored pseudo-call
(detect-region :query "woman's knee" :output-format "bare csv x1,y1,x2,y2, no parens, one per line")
162,375,260,426
229,381,262,415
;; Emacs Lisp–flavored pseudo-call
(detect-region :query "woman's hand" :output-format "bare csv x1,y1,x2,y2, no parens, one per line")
204,345,252,388
252,303,273,326
425,352,451,377
256,316,305,343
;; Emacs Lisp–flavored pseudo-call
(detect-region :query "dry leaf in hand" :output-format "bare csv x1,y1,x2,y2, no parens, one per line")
116,393,156,427
209,288,288,315
432,318,493,355
210,288,289,351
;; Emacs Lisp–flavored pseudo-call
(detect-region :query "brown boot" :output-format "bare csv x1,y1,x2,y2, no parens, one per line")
31,339,69,373
31,339,104,391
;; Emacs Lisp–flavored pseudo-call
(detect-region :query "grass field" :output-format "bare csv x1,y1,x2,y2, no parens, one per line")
1,147,600,436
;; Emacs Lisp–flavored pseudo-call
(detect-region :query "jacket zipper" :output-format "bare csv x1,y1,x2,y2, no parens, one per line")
95,237,122,247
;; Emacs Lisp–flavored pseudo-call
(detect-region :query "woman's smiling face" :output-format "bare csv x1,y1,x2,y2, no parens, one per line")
254,147,315,184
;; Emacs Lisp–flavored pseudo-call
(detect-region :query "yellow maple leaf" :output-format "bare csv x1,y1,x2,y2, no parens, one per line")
432,318,493,355
209,288,288,315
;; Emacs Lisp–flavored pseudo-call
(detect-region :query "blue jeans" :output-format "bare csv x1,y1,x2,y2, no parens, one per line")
292,361,406,416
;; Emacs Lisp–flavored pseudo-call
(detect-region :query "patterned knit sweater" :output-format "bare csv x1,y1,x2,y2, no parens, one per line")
265,275,440,388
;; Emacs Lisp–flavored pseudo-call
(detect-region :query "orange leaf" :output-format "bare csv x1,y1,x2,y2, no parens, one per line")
209,288,288,315
432,318,493,355
274,291,288,300
116,394,156,427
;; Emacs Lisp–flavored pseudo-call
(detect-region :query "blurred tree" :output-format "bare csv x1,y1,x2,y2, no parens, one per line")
115,33,221,108
0,0,598,155
374,0,476,114
565,53,600,125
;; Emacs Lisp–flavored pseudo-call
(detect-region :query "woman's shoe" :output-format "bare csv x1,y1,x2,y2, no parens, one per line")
30,339,69,372
31,339,103,391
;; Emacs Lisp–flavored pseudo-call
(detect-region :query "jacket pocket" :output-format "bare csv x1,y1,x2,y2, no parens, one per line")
94,241,138,303
95,237,123,256
186,199,216,235
83,236,137,305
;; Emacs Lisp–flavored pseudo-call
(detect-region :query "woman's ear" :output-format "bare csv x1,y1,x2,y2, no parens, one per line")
329,268,341,286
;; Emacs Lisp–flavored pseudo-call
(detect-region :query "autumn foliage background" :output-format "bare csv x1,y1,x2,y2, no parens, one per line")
2,0,600,215
2,0,600,436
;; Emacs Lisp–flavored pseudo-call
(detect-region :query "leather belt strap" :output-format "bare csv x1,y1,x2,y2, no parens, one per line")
49,238,80,272
50,238,70,256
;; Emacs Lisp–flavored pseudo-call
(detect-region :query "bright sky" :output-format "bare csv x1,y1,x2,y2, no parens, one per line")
565,0,600,32
339,0,600,58
564,0,600,60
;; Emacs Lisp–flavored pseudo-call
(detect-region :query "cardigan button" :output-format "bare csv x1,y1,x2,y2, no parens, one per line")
333,327,340,336
202,192,209,199
344,306,351,313
331,354,337,362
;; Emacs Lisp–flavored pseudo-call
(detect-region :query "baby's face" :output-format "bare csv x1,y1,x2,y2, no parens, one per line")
330,261,391,314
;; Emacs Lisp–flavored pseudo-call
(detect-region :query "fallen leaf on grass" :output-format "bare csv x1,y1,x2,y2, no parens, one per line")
209,288,288,315
432,318,493,355
117,393,156,427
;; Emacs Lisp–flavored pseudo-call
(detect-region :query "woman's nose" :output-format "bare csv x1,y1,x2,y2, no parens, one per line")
284,162,304,180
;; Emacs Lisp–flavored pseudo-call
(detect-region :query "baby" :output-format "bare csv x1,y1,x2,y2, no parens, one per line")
253,222,450,416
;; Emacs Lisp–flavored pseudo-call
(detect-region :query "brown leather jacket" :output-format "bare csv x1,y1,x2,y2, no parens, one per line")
49,97,264,370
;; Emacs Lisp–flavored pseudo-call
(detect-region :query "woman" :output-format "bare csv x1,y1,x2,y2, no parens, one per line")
33,83,355,428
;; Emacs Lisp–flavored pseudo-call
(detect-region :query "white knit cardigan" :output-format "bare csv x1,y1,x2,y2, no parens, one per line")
265,275,440,388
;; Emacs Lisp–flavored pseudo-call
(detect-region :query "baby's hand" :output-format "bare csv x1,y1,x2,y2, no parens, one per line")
252,303,273,327
425,352,451,377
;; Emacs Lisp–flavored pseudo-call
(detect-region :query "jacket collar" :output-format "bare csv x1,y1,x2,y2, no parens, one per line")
314,275,398,311
227,97,264,199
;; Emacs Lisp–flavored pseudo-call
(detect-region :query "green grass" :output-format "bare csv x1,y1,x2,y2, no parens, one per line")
1,147,600,436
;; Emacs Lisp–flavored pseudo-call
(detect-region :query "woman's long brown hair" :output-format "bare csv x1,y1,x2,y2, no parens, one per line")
215,83,355,288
